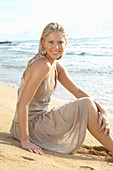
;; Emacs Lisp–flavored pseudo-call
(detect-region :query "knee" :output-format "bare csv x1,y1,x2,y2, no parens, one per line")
86,97,98,115
72,97,97,114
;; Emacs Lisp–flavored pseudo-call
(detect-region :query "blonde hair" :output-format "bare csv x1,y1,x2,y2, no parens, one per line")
28,22,68,66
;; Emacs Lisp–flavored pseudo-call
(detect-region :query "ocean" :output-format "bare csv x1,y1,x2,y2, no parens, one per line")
0,36,113,116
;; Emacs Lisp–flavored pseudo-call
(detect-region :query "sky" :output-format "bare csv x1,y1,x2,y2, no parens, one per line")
0,0,113,41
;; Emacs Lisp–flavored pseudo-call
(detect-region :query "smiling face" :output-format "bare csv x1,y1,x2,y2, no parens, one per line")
42,31,67,63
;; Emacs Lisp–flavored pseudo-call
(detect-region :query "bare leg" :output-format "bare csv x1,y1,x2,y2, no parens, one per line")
87,97,113,156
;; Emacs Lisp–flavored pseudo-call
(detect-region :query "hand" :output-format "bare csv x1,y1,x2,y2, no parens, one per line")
98,112,110,136
21,140,44,154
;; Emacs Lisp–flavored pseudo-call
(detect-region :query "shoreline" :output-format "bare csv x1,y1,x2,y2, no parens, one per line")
0,83,113,169
1,81,113,118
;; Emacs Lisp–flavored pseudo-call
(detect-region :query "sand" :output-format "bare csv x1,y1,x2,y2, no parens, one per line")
0,83,113,170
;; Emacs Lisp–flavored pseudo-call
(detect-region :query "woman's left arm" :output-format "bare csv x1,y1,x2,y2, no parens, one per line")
57,62,90,98
57,62,110,135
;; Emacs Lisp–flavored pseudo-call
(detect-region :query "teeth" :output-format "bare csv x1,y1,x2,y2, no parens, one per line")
52,51,59,54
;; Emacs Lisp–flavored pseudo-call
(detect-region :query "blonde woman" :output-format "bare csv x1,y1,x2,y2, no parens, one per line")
10,22,113,158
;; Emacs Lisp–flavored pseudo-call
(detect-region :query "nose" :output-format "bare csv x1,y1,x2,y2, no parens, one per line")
54,43,59,49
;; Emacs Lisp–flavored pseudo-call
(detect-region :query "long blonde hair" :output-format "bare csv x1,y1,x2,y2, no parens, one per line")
28,22,68,66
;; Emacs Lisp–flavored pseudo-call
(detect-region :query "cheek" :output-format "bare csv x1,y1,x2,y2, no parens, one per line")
45,45,50,50
46,44,53,48
61,45,66,50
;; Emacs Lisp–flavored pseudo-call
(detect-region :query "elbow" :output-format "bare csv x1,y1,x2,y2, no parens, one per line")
75,88,84,99
17,100,28,122
17,101,20,112
17,100,28,113
17,101,22,115
17,100,23,111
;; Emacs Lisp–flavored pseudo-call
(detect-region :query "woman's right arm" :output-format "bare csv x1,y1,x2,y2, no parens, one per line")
17,60,50,154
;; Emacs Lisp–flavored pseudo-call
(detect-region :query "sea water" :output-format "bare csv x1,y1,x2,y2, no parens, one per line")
0,37,113,115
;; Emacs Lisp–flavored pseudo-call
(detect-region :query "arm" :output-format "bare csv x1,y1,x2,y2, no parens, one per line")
57,62,90,98
57,62,108,112
57,62,110,134
17,60,50,154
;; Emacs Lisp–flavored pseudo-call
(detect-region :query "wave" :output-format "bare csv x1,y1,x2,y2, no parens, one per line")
65,52,76,55
1,65,25,69
65,51,105,56
65,52,87,55
77,52,86,55
65,51,113,57
0,41,38,53
9,48,37,53
67,67,113,75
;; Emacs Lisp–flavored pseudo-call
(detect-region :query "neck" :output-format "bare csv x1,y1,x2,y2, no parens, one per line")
45,55,54,65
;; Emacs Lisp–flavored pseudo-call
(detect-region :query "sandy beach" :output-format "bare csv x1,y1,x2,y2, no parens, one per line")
0,83,113,170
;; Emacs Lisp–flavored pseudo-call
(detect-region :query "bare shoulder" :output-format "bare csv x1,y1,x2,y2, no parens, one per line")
24,57,51,82
34,57,51,71
56,61,66,74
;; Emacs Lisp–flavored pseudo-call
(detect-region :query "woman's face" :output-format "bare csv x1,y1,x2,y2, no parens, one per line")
42,31,67,62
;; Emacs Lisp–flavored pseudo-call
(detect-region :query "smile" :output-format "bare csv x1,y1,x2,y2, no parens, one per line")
51,51,60,55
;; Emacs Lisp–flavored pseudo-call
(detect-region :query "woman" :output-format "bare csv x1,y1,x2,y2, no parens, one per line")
10,22,113,157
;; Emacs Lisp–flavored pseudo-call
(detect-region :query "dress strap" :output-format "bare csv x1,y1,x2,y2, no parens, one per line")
28,54,45,67
22,55,45,81
55,61,58,79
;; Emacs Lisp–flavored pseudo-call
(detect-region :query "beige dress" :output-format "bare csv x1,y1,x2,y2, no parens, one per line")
10,55,88,153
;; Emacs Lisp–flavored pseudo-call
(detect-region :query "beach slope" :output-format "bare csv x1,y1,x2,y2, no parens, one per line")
0,84,113,170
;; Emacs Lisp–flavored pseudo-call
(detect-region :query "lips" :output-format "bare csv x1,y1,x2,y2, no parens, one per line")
51,51,60,55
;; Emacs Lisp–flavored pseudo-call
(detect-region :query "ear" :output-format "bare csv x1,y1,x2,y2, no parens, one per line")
65,40,67,47
42,39,45,48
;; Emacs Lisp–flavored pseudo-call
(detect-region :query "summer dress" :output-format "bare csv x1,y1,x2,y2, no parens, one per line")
10,55,88,153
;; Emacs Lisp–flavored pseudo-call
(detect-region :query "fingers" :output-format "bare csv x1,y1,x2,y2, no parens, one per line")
98,112,103,127
22,141,44,155
98,123,110,137
28,148,33,153
98,113,106,133
104,124,110,137
98,120,107,133
103,126,110,137
98,112,110,136
28,147,44,154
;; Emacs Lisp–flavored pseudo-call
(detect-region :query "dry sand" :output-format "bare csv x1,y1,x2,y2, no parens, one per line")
0,83,113,170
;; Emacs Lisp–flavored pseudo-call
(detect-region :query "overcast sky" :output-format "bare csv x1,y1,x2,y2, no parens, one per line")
0,0,113,40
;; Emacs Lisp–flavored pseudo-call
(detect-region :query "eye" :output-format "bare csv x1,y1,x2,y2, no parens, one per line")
48,41,54,44
59,41,64,44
